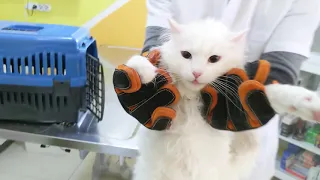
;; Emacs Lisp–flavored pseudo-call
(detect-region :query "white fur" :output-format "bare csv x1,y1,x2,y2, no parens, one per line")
161,19,246,93
126,55,158,84
125,19,320,180
265,84,320,122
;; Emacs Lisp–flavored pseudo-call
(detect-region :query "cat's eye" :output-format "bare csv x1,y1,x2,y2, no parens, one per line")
181,51,192,59
208,55,221,63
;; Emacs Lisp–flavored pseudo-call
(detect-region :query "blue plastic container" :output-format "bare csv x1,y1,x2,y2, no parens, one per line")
0,21,104,124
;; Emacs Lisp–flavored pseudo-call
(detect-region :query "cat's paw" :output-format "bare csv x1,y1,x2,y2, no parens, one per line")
126,55,157,84
265,84,320,123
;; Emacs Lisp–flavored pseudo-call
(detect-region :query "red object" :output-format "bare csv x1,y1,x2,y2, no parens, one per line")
285,168,306,180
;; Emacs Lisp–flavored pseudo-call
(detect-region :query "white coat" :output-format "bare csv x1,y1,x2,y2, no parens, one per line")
146,0,320,62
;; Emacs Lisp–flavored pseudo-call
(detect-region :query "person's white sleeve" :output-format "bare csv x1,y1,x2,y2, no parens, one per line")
146,0,172,28
264,0,320,57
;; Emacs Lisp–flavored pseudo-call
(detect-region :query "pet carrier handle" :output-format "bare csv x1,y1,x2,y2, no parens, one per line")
86,54,105,121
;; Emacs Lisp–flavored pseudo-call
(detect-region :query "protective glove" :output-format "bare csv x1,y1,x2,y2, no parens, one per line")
113,50,180,130
201,60,277,131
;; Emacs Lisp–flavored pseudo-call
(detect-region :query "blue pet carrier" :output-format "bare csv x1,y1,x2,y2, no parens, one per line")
0,21,105,124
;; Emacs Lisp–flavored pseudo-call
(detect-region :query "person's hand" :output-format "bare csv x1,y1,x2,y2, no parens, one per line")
201,60,276,131
113,50,180,130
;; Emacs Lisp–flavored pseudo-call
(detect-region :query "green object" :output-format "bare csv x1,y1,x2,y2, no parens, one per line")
305,125,320,145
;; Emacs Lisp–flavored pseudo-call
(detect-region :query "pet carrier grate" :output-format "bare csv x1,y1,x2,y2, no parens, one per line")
0,21,105,124
86,54,105,121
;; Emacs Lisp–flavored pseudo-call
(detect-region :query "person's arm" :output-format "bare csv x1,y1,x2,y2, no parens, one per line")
260,0,320,85
142,0,172,54
257,52,307,85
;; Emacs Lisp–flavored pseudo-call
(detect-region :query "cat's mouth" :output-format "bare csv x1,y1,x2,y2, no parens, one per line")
190,78,206,85
187,79,206,87
192,79,199,85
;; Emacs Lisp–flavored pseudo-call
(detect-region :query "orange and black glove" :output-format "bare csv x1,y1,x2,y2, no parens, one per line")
113,50,180,130
201,60,278,131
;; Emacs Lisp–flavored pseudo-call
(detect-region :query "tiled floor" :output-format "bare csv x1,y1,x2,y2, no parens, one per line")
0,141,281,180
0,142,79,179
0,141,130,180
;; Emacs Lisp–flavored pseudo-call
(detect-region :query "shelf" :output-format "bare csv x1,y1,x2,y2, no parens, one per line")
279,135,320,155
275,160,298,180
301,52,320,76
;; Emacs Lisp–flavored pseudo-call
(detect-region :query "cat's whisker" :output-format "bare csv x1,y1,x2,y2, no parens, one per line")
215,78,243,97
218,75,243,84
228,76,243,86
214,79,239,93
213,80,240,100
217,76,242,87
214,83,240,101
210,83,237,105
210,83,235,101
211,82,245,114
231,76,243,85
211,83,240,106
214,84,242,111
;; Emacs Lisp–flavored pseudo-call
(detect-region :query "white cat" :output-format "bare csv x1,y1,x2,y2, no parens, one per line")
126,19,320,180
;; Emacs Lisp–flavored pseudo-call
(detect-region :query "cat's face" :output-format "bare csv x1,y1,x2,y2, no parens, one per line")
160,19,246,91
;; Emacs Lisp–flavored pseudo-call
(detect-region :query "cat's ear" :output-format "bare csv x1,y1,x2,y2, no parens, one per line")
231,29,249,43
168,19,181,34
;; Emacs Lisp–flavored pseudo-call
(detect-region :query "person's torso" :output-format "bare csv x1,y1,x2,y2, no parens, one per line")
171,0,295,62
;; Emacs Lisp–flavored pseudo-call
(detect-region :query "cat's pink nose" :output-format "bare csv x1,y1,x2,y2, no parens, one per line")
192,71,202,78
